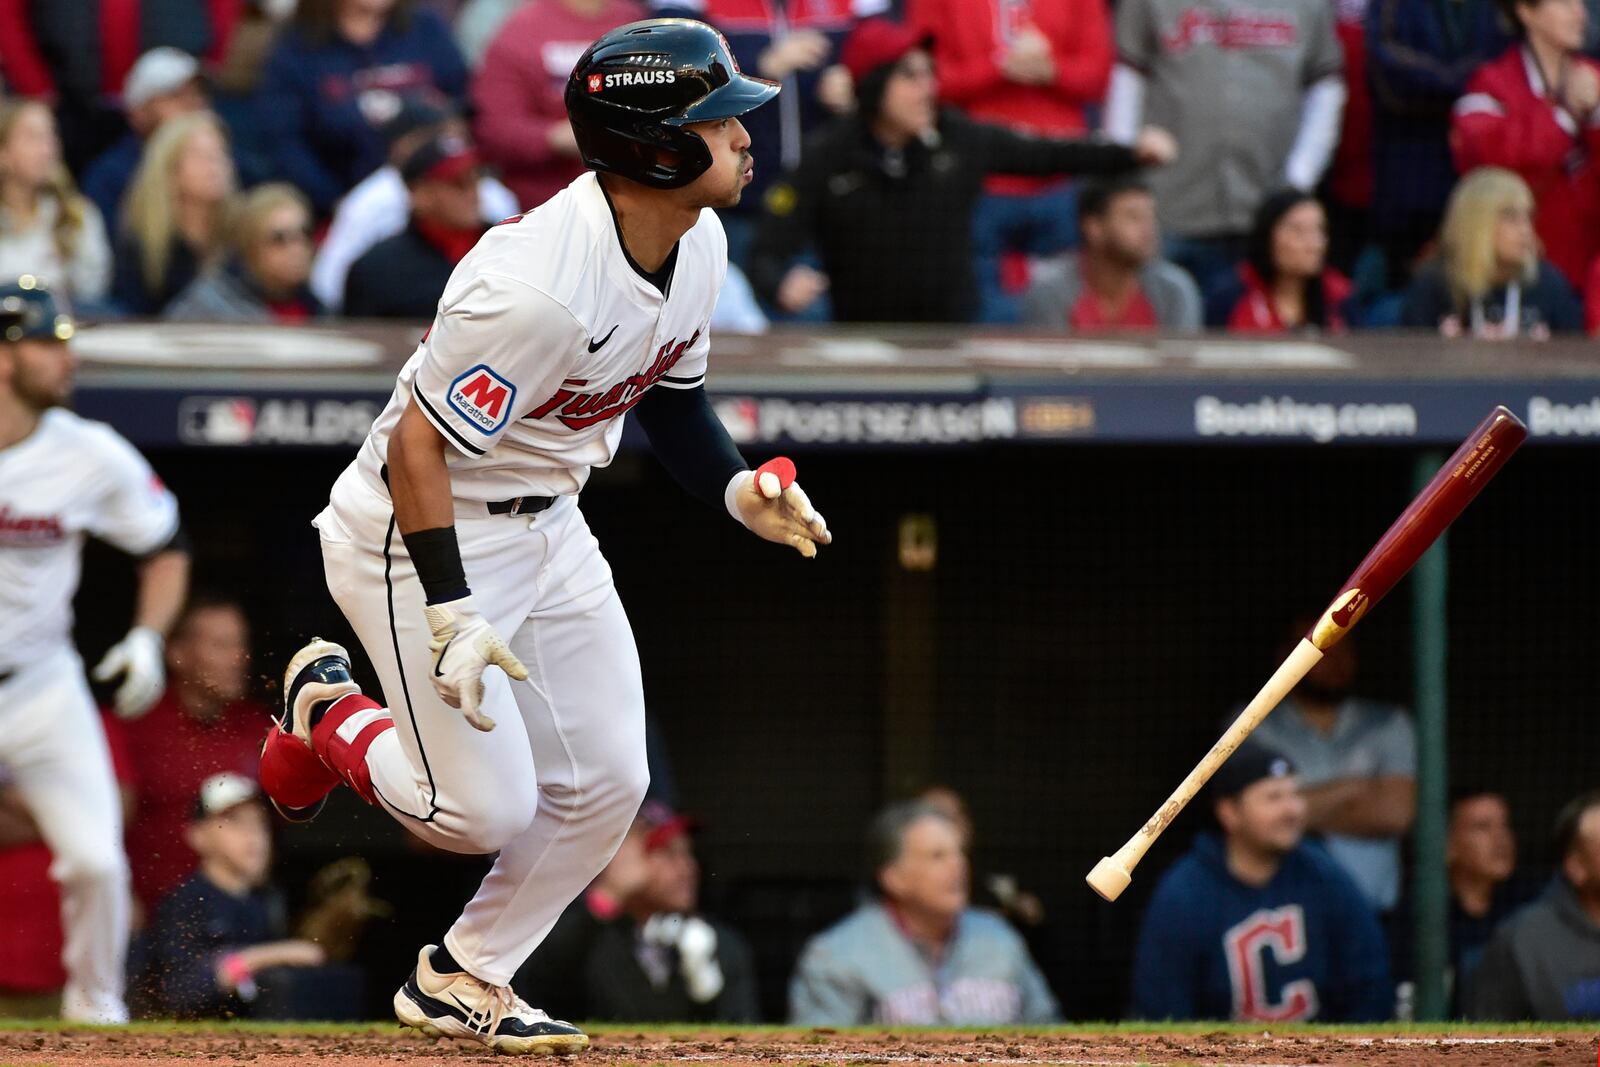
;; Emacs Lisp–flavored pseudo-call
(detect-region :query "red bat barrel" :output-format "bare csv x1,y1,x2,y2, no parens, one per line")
1307,405,1528,651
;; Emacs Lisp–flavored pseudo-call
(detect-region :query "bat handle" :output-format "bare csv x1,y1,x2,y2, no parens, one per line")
1086,639,1325,902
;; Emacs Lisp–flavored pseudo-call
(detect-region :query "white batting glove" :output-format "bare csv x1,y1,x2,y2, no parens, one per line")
92,626,166,719
728,456,832,557
642,914,725,1004
422,595,528,732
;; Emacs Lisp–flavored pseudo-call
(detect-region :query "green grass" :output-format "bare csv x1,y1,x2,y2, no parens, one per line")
0,1018,1594,1037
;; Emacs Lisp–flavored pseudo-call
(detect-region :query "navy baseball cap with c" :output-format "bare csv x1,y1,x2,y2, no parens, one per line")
1210,743,1296,801
0,276,75,344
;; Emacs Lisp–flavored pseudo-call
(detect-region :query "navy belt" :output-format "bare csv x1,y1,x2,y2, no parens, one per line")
486,496,555,516
379,464,555,518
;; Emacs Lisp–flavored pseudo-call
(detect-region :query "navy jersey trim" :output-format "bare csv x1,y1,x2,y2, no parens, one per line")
415,385,488,457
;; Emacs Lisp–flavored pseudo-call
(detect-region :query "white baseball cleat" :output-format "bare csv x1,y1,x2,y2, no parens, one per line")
394,945,588,1056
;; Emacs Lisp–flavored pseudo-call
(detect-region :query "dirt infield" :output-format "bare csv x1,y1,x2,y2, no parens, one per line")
0,1025,1594,1067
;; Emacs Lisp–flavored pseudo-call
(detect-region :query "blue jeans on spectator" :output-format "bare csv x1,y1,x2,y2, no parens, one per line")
1165,232,1248,321
972,181,1080,325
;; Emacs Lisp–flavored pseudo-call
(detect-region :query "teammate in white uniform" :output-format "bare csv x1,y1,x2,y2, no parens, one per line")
258,20,830,1054
0,276,189,1022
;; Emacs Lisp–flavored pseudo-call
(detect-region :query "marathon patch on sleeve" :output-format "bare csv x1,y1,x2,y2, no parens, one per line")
448,365,518,435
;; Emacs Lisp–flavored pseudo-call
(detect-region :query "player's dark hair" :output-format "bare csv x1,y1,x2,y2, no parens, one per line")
867,800,957,893
1551,788,1600,866
1449,784,1504,813
1076,176,1151,239
1493,0,1534,37
1247,188,1329,330
295,0,414,44
855,65,898,129
172,593,246,642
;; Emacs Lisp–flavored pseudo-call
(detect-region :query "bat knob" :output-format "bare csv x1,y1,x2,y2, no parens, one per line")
1086,857,1133,902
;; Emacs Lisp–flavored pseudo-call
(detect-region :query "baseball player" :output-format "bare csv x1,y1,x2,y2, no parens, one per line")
259,19,829,1054
0,275,189,1022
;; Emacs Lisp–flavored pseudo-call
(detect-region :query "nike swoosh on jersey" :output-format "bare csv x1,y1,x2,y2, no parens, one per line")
587,324,620,352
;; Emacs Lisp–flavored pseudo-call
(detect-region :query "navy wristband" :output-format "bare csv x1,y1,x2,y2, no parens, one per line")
400,526,470,605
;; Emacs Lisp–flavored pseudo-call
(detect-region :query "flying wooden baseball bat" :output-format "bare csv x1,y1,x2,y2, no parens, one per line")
1086,405,1528,903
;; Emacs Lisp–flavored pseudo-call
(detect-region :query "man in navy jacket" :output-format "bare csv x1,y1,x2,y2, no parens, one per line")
1130,744,1392,1022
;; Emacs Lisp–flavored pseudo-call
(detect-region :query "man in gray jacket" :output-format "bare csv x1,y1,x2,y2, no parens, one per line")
1024,177,1200,332
1466,790,1600,1020
789,800,1058,1025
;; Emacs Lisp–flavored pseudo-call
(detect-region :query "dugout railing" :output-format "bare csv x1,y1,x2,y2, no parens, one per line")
66,322,1600,1021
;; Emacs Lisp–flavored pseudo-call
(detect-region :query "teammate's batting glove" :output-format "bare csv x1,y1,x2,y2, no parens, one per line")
730,456,833,558
642,914,725,1004
92,626,166,719
422,595,528,732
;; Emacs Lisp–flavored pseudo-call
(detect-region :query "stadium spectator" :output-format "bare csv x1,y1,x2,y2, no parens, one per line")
1024,176,1201,332
456,0,531,67
344,129,486,318
1129,745,1391,1022
788,799,1058,1025
1391,787,1535,1016
256,0,469,214
80,48,210,236
1586,255,1600,333
1103,0,1345,297
652,0,886,264
1451,0,1600,289
0,719,133,1018
165,183,322,321
1325,0,1376,273
908,0,1114,323
115,597,266,912
145,774,328,1018
1366,0,1510,281
471,0,643,216
0,101,112,307
1465,789,1600,1020
111,112,237,316
1208,189,1353,333
1400,166,1582,336
1248,625,1415,913
0,2,230,172
309,98,517,311
749,19,1169,324
518,801,761,1022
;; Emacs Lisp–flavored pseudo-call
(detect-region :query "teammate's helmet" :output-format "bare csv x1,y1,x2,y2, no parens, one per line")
0,275,74,344
565,19,779,190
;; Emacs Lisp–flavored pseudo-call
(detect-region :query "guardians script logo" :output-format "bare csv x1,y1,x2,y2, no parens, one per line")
0,506,65,545
527,330,700,429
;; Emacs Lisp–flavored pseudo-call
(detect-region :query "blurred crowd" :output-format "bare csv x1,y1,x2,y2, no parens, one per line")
3,0,1600,1031
0,0,1598,337
2,593,1596,1024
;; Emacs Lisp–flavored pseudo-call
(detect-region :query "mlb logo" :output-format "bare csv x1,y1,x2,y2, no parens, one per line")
179,397,257,445
448,365,518,434
587,73,604,93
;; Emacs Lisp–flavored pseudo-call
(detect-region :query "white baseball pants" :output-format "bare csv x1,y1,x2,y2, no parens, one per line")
0,646,130,1022
314,465,649,986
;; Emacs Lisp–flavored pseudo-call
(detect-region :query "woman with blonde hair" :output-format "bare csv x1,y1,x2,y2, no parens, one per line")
0,100,112,305
165,183,323,322
1400,167,1581,338
113,112,237,315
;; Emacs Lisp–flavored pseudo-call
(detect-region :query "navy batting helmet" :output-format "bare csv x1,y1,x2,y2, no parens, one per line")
564,19,779,190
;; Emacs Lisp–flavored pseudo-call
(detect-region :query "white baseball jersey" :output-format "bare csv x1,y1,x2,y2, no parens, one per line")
352,172,727,503
0,408,180,669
